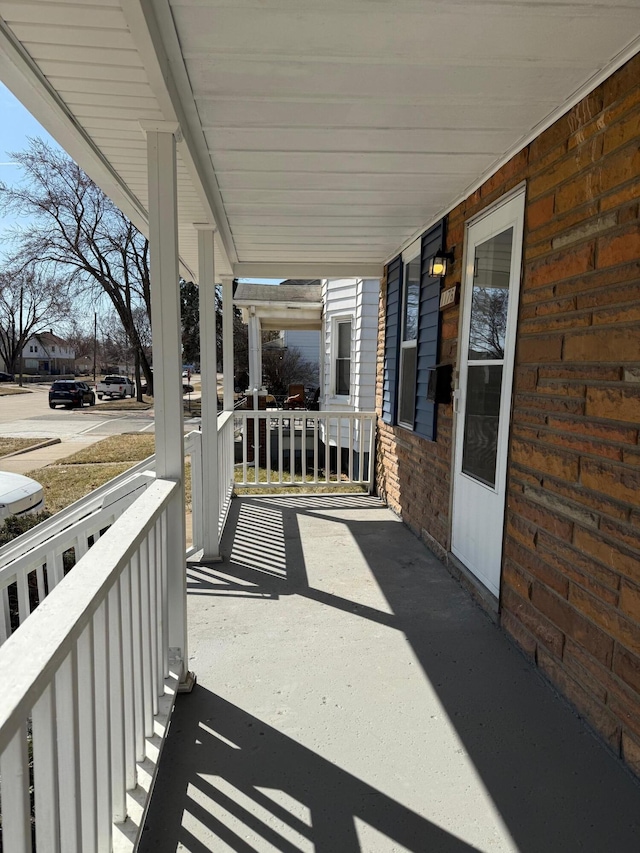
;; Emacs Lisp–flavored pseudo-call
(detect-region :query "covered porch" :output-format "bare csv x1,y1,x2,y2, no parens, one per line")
0,1,639,850
142,494,640,851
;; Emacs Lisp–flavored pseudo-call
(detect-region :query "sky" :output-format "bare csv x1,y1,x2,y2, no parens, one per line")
0,82,61,237
0,82,283,285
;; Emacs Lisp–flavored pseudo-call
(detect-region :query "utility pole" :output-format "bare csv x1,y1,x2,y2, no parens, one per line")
18,285,24,388
92,311,97,385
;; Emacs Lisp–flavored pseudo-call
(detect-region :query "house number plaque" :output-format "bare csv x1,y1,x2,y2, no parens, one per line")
439,283,459,310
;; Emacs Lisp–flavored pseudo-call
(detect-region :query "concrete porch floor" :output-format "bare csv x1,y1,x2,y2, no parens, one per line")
140,495,640,852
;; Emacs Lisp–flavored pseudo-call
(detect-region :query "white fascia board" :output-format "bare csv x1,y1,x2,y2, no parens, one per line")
0,17,196,282
384,35,640,266
122,0,237,271
233,300,322,312
234,263,382,279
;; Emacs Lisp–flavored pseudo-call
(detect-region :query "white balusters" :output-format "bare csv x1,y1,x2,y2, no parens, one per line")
0,722,31,852
234,410,376,489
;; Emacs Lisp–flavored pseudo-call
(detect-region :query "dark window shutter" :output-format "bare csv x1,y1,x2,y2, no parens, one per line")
382,255,402,425
414,221,444,441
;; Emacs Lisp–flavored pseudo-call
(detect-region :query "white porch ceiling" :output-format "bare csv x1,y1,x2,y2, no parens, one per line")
0,0,638,281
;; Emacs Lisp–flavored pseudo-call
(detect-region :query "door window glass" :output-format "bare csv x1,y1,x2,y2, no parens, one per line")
462,365,503,487
468,228,513,360
462,226,515,487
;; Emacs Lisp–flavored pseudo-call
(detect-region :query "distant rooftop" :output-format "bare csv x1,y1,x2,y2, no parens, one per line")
234,280,322,331
234,281,322,306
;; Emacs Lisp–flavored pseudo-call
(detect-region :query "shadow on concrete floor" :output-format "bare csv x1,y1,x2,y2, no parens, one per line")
141,494,640,852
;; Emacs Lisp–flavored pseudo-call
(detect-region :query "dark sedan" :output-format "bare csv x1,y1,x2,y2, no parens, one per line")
49,380,96,409
0,372,14,382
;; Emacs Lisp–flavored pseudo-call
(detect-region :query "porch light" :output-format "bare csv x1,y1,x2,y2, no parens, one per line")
428,251,452,278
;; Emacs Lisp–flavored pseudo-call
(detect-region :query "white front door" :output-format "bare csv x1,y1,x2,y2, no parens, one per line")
451,189,526,597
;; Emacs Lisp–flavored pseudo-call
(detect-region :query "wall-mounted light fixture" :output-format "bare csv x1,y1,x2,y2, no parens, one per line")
428,250,453,278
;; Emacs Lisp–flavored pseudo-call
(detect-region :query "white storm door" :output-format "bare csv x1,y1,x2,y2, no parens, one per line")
451,190,525,597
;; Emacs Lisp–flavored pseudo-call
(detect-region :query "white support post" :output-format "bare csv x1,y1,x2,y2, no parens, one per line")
248,309,262,409
197,227,221,562
142,122,191,688
221,275,234,412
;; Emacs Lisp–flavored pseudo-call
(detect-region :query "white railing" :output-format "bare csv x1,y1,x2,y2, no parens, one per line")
217,411,236,536
0,471,156,644
0,478,178,852
0,425,235,641
185,414,235,555
235,410,376,489
0,457,158,572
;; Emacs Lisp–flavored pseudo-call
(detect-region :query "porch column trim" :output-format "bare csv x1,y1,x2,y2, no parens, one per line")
220,275,234,412
248,308,262,408
197,226,221,562
144,125,190,684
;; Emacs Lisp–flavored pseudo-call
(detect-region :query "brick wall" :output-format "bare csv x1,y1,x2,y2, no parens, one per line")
375,52,640,774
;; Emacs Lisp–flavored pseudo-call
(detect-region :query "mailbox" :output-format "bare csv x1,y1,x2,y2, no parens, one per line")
427,363,454,404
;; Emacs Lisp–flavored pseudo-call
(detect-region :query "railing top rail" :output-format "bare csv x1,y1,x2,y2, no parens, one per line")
235,410,377,418
0,477,177,752
217,410,235,428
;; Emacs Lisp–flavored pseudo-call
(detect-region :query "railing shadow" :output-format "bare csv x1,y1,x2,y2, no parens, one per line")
140,687,481,853
155,494,640,852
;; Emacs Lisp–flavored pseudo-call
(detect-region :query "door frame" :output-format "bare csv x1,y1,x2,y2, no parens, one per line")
449,182,527,597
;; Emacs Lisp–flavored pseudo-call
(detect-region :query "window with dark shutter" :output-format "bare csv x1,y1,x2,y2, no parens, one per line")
414,220,444,441
382,255,403,425
382,219,444,439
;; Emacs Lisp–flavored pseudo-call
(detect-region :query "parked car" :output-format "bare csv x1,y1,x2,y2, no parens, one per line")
0,372,14,382
97,375,135,399
49,380,96,408
0,471,45,524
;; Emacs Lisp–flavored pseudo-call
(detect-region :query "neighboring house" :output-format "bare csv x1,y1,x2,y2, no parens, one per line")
22,331,75,376
377,58,640,771
236,277,379,474
321,278,379,412
74,355,93,376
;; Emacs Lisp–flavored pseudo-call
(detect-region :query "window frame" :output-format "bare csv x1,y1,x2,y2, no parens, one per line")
397,239,421,430
331,315,353,401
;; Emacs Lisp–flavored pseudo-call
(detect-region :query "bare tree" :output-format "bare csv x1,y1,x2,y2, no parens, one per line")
468,286,508,360
0,264,71,381
262,346,318,396
0,138,153,400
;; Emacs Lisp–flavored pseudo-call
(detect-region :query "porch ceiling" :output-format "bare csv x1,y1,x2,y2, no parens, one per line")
0,1,638,281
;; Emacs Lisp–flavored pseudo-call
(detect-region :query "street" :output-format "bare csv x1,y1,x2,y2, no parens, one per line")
0,383,156,438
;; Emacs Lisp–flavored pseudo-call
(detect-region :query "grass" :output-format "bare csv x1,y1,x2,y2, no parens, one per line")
234,465,366,496
61,433,155,465
25,432,193,516
0,386,31,396
96,396,154,411
26,433,156,514
26,462,133,514
0,437,48,457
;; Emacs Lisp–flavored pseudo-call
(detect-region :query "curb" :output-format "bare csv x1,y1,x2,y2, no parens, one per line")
0,437,62,460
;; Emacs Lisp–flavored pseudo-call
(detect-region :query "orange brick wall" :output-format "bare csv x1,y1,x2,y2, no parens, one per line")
375,52,640,774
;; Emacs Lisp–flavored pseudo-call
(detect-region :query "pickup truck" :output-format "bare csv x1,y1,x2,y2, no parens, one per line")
97,375,135,399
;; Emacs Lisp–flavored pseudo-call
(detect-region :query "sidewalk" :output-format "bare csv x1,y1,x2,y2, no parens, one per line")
0,436,106,475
